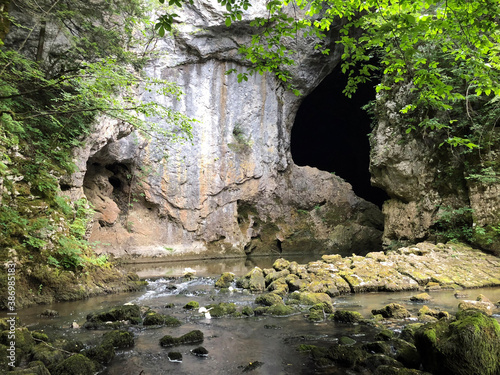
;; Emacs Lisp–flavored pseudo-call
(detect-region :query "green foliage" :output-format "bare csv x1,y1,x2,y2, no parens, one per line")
432,206,475,243
0,0,195,274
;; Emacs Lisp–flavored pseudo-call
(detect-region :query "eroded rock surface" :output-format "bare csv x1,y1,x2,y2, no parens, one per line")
71,0,384,259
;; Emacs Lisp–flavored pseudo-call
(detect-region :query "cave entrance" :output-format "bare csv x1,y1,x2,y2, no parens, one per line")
291,65,389,208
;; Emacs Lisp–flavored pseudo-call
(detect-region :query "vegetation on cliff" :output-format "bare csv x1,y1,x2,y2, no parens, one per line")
0,0,193,308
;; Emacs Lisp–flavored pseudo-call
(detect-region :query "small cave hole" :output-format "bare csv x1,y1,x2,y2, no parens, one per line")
291,65,389,208
276,239,283,253
60,184,71,191
108,176,122,190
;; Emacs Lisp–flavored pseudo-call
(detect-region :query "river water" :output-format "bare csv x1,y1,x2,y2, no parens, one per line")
15,255,500,375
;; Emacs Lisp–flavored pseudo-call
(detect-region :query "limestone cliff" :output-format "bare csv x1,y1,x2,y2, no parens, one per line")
72,0,384,260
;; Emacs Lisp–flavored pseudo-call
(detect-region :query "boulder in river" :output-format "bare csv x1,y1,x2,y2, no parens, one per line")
414,310,500,375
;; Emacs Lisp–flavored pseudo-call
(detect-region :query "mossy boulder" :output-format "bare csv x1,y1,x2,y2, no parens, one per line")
333,310,363,323
289,291,332,306
273,258,290,271
266,278,289,296
372,303,411,319
410,293,431,302
143,311,181,326
9,361,51,375
102,330,134,349
167,351,183,362
266,304,295,316
327,344,367,367
31,344,65,372
458,300,494,315
414,310,500,375
206,302,237,318
265,269,290,285
362,353,404,371
363,341,391,355
255,293,284,306
241,306,254,316
308,302,334,322
83,341,115,365
375,329,395,341
53,354,96,375
0,327,35,366
400,323,423,344
236,267,266,292
391,338,420,369
160,330,204,347
215,272,234,288
85,304,141,326
184,301,200,310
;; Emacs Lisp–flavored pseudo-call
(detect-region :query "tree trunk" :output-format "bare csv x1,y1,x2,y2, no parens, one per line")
36,20,46,62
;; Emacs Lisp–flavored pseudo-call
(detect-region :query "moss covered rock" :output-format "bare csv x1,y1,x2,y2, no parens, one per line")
372,303,411,319
9,361,51,375
143,311,181,327
266,304,295,316
333,310,363,323
184,301,200,310
53,354,96,375
414,310,500,375
215,272,235,288
206,302,237,317
236,267,266,292
102,330,134,349
255,293,284,306
289,291,332,306
0,327,35,367
31,344,65,372
85,304,141,326
83,341,115,365
160,330,204,347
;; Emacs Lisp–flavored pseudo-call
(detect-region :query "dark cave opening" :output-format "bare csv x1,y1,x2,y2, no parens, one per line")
291,65,389,208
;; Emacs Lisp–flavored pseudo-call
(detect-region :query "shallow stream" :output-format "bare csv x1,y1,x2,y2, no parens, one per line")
15,256,500,375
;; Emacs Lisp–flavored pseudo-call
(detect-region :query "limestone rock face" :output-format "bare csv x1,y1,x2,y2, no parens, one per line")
370,86,500,251
73,0,383,259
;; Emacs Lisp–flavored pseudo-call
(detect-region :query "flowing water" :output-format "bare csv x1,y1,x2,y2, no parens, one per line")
13,255,500,375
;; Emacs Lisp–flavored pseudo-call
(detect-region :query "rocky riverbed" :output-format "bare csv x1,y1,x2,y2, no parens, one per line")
1,242,499,374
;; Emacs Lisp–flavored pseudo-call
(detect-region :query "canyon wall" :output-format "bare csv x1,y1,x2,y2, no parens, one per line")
71,0,384,260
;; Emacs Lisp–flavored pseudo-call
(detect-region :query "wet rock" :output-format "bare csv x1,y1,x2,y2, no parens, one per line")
53,354,96,375
31,345,65,372
241,306,254,316
410,293,431,302
391,338,420,369
372,303,411,319
191,346,209,357
332,310,363,324
265,269,290,285
31,331,49,342
143,311,181,326
160,330,204,347
255,293,284,306
327,344,367,367
84,341,115,365
206,302,237,317
0,327,35,367
308,303,332,322
415,310,500,375
375,329,395,341
289,291,332,306
168,351,183,362
236,267,265,292
164,303,175,308
338,336,356,346
363,353,404,371
215,272,235,288
363,341,391,355
85,304,141,327
399,323,423,344
285,274,307,292
266,304,295,316
458,300,495,316
184,301,200,310
102,330,134,349
266,278,289,296
273,258,290,271
418,305,449,320
10,361,51,375
40,309,59,318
